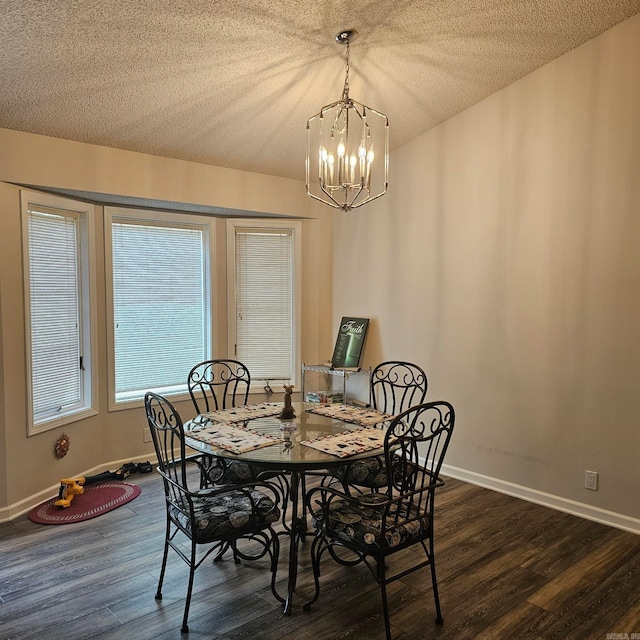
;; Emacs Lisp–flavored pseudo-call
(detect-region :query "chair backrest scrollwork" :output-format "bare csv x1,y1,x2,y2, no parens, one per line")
145,391,190,498
187,359,251,413
371,361,428,415
384,401,455,525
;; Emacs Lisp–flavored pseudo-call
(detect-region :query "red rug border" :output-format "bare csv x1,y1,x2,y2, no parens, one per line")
28,481,141,525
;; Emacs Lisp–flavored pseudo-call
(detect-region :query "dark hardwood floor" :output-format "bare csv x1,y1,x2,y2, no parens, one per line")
1,469,639,640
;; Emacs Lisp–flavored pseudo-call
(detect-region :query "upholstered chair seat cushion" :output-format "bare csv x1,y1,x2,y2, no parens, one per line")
315,493,431,550
171,488,280,543
203,458,260,485
332,454,419,490
332,455,388,488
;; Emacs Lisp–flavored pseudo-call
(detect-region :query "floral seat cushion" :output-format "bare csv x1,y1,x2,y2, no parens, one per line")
317,494,431,550
208,460,260,484
200,454,263,485
332,454,417,489
170,488,280,543
332,455,388,488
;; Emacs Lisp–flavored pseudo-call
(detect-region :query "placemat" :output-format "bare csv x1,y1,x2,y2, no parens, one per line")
187,422,282,454
301,427,388,458
307,403,393,427
202,402,282,423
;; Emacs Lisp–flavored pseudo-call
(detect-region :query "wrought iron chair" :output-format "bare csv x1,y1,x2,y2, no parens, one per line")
145,392,283,634
304,401,455,640
187,359,258,485
333,361,428,490
187,359,290,560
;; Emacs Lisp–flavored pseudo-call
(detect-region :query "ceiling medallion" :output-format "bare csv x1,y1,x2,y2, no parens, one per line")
306,29,389,212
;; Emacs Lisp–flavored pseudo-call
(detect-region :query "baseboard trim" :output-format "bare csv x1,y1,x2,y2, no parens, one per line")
441,464,640,535
4,459,638,534
0,456,154,523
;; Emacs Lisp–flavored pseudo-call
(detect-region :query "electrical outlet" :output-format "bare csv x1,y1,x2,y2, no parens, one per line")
143,427,152,443
585,470,598,491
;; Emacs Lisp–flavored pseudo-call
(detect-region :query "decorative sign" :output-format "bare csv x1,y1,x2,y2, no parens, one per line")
331,317,369,368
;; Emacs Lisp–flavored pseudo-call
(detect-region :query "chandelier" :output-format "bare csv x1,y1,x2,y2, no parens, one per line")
306,30,389,212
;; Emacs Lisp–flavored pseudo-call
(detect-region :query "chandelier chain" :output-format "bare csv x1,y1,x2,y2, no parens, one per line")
341,42,350,102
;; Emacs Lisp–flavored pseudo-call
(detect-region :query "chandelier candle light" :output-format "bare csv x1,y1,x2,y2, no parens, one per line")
306,30,389,212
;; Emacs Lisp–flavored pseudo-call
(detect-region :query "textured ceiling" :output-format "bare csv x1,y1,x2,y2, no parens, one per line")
1,0,639,183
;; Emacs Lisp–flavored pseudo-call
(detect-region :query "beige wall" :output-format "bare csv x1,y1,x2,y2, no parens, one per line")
0,134,333,518
2,14,639,529
334,14,640,527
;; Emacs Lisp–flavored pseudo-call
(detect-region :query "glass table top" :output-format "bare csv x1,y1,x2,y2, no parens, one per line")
184,402,388,471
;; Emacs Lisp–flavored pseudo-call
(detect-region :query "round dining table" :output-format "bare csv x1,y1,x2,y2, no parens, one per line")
183,401,389,615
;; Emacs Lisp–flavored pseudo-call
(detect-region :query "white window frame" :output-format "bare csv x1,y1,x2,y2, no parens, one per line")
21,190,98,435
226,219,302,391
104,207,215,410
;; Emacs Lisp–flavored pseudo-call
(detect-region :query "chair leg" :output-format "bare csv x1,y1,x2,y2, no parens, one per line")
156,517,171,600
428,536,443,624
231,539,241,564
213,542,226,562
213,540,238,563
378,555,393,640
181,541,198,634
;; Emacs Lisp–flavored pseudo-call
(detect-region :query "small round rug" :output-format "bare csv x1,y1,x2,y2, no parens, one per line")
28,482,141,525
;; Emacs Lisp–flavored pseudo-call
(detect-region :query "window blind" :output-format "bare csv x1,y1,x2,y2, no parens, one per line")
111,221,206,401
234,229,293,381
27,209,83,419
